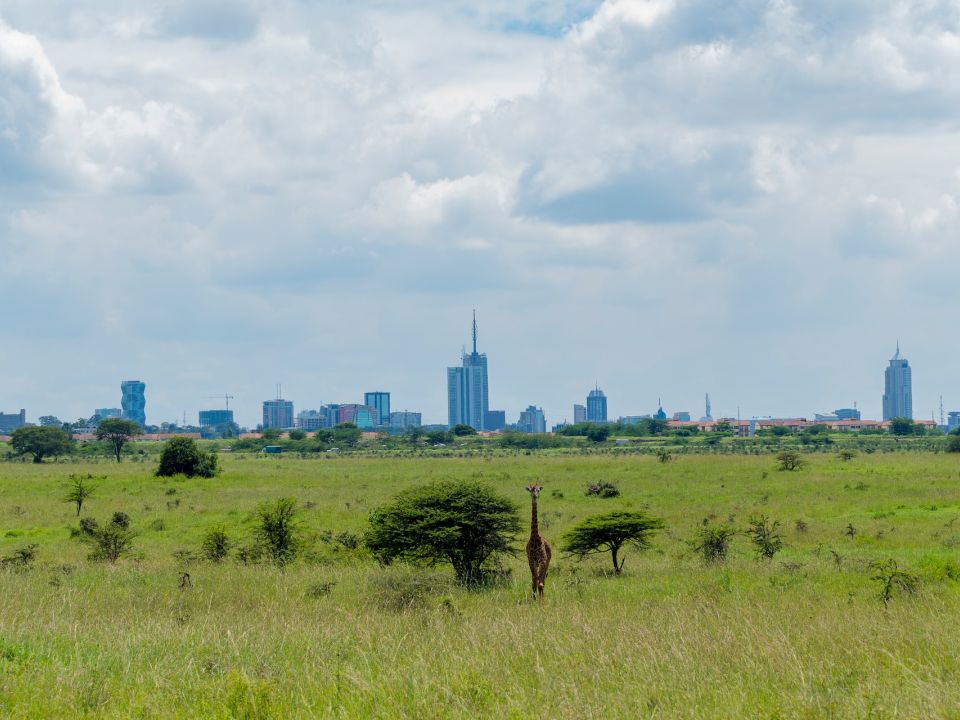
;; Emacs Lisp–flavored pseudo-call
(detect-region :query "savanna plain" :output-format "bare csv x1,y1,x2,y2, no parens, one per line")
3,451,960,719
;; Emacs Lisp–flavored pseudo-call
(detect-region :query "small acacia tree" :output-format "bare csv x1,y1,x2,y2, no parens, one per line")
155,438,219,478
776,450,805,472
10,426,73,463
365,480,520,584
64,474,95,516
871,558,917,607
95,418,143,462
562,511,664,574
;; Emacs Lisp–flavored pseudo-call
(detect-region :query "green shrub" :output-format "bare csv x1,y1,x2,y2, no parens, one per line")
746,515,783,560
694,522,737,563
1,544,38,569
946,433,960,453
155,438,219,478
201,525,233,562
254,498,300,566
585,481,620,498
79,516,135,562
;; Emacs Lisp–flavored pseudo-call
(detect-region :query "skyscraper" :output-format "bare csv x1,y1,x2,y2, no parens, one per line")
700,393,713,422
121,381,146,426
586,387,607,423
364,392,391,427
573,404,586,424
447,312,490,430
883,343,913,420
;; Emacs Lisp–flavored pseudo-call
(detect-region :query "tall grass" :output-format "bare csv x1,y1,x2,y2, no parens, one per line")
1,453,960,717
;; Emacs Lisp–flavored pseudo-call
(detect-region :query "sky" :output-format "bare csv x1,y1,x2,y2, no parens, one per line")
2,0,959,428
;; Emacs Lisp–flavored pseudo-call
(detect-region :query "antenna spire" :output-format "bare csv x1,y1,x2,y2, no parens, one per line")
472,309,478,354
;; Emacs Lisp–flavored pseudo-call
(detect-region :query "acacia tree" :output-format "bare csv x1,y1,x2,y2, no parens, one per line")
365,480,520,584
562,511,664,574
95,418,143,462
64,474,95,516
776,451,805,471
10,426,73,463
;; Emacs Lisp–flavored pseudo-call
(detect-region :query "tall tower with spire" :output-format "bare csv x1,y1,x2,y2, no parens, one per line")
447,311,490,430
882,343,913,420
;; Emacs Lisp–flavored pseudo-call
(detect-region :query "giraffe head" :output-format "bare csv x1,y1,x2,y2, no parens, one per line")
525,483,542,497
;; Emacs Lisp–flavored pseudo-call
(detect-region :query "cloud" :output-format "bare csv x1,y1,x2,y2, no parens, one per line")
155,1,260,41
2,1,960,426
0,19,82,181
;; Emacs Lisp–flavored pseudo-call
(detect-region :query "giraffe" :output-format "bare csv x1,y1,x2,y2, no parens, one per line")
525,484,552,602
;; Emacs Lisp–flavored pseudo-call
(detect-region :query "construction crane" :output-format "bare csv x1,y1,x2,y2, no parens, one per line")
207,394,235,410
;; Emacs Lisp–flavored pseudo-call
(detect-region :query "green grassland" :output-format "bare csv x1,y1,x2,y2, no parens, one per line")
3,451,960,718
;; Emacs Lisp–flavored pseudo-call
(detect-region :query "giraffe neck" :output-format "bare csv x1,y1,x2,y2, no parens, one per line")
530,495,539,537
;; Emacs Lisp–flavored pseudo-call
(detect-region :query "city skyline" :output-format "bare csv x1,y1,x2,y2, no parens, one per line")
1,336,950,430
3,3,960,429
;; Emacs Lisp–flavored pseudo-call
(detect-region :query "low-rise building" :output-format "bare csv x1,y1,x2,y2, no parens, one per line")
483,410,506,432
297,408,334,431
0,409,26,433
389,411,422,429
